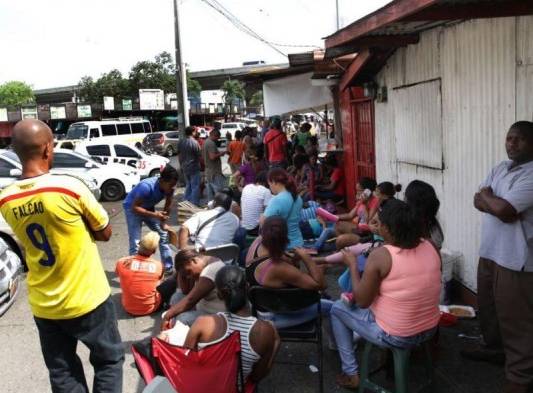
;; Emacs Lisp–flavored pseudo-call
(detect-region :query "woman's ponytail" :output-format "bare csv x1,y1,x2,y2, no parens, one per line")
215,265,247,314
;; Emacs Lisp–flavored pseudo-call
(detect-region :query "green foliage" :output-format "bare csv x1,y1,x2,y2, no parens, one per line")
78,52,202,102
79,70,130,102
0,81,34,106
187,72,202,98
249,90,263,107
221,79,245,112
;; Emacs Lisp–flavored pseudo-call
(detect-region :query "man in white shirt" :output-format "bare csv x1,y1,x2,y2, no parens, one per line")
178,192,239,250
240,171,272,235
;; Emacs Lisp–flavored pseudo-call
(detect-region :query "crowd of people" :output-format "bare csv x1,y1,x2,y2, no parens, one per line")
2,118,533,393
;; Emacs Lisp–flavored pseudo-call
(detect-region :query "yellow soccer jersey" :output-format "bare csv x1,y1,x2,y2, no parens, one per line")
0,173,110,319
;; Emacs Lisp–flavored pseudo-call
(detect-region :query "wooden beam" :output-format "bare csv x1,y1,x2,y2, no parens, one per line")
325,0,438,49
339,49,372,92
404,0,533,21
325,34,419,59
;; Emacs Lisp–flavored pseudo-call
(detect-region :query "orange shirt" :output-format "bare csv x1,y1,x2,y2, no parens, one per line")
228,140,246,165
115,255,163,316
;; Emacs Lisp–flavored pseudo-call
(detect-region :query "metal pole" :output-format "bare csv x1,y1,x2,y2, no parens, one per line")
335,0,340,30
173,0,190,135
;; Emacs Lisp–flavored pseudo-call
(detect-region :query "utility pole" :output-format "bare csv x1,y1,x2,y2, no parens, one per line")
173,0,190,135
335,0,340,30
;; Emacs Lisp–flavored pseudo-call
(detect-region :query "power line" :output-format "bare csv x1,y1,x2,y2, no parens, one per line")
200,0,322,56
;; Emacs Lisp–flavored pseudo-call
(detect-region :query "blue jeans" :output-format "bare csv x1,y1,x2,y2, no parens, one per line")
258,299,333,329
169,290,207,326
124,208,173,269
331,301,437,376
205,173,227,202
313,226,335,251
184,172,201,206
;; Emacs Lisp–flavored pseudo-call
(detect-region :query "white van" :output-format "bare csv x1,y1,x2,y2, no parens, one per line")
63,118,153,148
74,141,169,178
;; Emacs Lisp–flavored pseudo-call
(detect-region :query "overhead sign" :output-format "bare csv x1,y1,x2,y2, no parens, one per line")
21,107,38,120
77,104,92,118
139,89,164,110
0,108,7,122
166,93,178,110
103,96,114,111
122,99,132,111
50,106,66,119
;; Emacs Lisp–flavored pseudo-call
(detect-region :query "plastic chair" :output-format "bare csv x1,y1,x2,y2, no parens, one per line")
248,286,324,393
203,243,240,265
358,340,434,393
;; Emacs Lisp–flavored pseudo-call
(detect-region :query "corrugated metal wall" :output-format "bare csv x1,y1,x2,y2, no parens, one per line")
374,16,533,290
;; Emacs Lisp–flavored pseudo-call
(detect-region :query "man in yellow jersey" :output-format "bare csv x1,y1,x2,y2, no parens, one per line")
0,119,124,393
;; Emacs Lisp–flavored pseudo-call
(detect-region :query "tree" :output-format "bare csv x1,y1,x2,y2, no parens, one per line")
129,52,202,97
249,90,263,107
187,72,202,98
129,51,176,94
78,70,130,102
220,79,245,113
0,81,34,107
77,52,202,103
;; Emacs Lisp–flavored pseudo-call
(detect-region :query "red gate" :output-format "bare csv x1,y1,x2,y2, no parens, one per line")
340,87,376,208
351,98,375,180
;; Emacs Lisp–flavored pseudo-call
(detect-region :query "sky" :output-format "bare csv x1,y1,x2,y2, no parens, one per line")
0,0,391,89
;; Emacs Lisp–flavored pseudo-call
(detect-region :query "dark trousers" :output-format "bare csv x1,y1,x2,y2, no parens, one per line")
478,258,533,385
156,274,178,305
34,297,124,393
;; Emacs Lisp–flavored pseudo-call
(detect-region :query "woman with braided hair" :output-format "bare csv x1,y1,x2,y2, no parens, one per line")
183,265,280,384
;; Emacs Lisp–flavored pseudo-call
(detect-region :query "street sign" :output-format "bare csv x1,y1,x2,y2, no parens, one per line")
139,89,164,110
0,108,7,122
103,96,114,111
122,99,132,111
50,106,66,119
21,107,38,120
77,105,92,118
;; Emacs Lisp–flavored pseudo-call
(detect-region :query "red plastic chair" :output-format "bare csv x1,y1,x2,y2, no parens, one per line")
133,332,256,393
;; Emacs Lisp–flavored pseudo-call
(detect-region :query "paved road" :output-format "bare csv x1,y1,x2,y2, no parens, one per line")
0,156,507,392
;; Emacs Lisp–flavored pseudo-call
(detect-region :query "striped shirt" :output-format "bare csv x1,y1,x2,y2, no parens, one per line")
199,312,260,380
240,184,272,230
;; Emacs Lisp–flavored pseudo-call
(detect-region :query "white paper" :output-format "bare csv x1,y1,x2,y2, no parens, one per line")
163,320,190,346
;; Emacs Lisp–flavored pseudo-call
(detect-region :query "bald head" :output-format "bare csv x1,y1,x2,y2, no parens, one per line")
13,119,54,163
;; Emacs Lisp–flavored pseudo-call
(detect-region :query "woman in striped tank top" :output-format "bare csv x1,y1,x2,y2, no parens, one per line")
185,265,280,384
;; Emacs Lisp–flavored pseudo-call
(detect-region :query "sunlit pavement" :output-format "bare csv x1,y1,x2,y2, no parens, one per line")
0,155,505,392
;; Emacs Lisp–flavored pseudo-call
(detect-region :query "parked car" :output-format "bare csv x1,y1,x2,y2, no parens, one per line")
0,231,23,317
220,122,246,140
0,150,101,200
74,141,169,178
142,131,180,157
52,149,141,201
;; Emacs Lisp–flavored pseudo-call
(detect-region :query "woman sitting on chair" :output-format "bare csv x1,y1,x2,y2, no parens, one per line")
246,215,333,328
331,199,441,390
184,265,280,386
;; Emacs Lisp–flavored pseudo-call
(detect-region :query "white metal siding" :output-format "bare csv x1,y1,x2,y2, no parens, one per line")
393,80,443,169
374,17,528,290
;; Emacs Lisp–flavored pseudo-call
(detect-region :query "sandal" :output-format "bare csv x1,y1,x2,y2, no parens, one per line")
336,373,360,390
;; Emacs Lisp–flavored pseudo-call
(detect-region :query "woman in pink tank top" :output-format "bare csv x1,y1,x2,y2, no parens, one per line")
331,199,441,390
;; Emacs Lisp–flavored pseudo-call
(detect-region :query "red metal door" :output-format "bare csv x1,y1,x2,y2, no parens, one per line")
351,99,376,181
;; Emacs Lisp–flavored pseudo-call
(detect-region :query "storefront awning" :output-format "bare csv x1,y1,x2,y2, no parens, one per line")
263,72,333,117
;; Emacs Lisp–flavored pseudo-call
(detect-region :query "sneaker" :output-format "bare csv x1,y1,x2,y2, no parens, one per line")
460,347,505,365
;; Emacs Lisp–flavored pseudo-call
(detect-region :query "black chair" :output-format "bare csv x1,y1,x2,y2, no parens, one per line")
248,286,324,393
